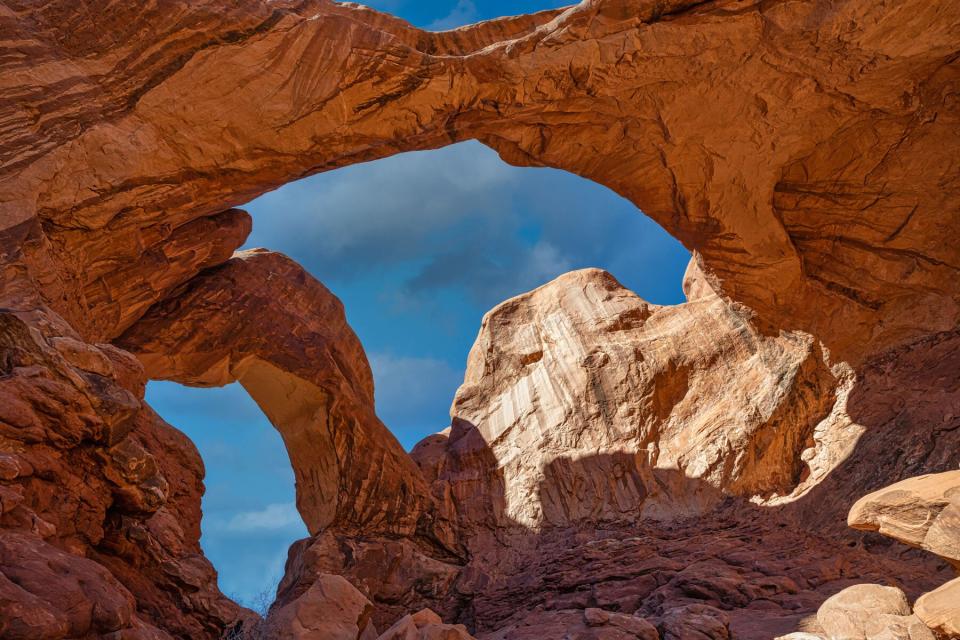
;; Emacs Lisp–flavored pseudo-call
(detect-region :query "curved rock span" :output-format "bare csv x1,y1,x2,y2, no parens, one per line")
1,1,959,639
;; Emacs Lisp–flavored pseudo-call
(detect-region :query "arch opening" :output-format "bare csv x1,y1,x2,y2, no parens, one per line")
145,381,307,610
144,139,691,608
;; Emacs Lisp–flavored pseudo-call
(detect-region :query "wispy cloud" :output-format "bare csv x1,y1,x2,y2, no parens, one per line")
244,142,516,279
217,502,303,532
428,0,479,30
404,239,573,308
368,353,464,446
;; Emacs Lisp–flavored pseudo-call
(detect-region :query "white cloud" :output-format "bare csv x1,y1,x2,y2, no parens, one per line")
521,241,574,286
428,0,478,30
244,142,515,271
220,502,303,532
368,353,464,438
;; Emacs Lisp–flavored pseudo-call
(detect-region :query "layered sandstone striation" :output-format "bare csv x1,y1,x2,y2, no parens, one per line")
1,0,959,639
404,268,952,638
2,0,958,361
848,471,960,568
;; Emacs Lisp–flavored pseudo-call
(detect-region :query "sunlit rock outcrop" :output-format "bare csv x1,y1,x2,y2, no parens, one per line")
441,267,836,530
408,268,951,637
848,470,960,568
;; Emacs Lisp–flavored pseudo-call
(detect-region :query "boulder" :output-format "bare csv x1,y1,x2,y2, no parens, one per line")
376,609,475,640
815,584,911,640
914,578,960,640
266,574,374,640
848,471,960,567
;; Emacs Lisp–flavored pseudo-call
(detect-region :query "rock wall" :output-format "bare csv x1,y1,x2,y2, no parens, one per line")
1,0,959,638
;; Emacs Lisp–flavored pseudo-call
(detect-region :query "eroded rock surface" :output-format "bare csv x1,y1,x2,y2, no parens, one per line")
848,471,960,567
0,312,247,639
815,584,912,640
440,267,836,532
1,0,959,638
264,573,376,640
914,578,960,640
118,249,445,542
2,0,958,362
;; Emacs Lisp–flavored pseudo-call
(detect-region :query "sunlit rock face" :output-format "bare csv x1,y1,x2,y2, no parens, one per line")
3,0,958,362
442,266,836,531
406,267,953,637
1,0,959,638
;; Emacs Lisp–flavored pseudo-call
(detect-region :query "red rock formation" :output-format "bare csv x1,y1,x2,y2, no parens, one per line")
263,573,376,640
2,0,958,361
0,312,247,639
117,249,446,543
118,249,465,630
1,0,958,638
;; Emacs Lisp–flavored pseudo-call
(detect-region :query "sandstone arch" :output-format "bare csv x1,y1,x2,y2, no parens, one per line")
118,249,455,547
1,0,959,637
2,0,957,361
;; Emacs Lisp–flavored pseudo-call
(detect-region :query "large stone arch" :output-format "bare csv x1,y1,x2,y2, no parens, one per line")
1,0,959,637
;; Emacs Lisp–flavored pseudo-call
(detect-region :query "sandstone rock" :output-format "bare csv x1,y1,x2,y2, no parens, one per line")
275,531,461,631
118,249,441,540
266,573,374,640
376,608,475,640
411,609,444,627
118,250,462,628
0,531,135,640
444,268,837,532
815,584,911,640
848,471,960,566
658,604,730,640
914,578,960,640
0,310,243,638
4,0,958,363
583,608,659,640
481,608,658,640
0,0,959,638
866,614,936,640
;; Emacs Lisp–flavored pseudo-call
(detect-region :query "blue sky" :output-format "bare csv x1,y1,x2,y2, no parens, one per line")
144,0,691,607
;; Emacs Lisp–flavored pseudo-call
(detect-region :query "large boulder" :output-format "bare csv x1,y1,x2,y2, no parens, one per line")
848,471,960,567
810,583,940,640
914,578,960,640
375,608,475,640
266,574,375,640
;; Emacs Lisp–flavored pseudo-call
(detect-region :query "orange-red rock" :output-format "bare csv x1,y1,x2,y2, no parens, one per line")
848,471,960,567
118,249,442,541
1,0,958,362
264,573,377,640
914,578,960,640
1,0,959,639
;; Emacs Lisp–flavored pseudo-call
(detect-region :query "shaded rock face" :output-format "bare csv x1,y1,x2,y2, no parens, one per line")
1,0,959,639
0,313,247,639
